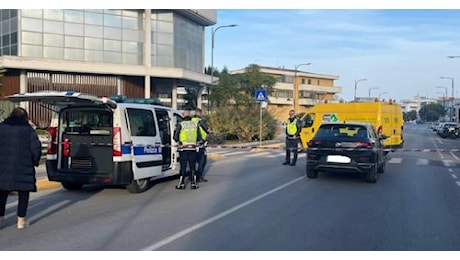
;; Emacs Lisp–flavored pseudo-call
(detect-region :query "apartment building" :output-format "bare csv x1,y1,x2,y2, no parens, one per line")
231,66,341,121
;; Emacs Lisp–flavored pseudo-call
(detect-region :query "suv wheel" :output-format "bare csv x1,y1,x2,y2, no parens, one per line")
365,165,378,183
306,168,318,178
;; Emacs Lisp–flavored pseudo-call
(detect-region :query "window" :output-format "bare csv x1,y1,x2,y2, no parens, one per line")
307,79,312,84
126,108,157,137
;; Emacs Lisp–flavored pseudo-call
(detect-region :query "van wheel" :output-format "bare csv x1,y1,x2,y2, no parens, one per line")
126,178,150,193
61,182,83,191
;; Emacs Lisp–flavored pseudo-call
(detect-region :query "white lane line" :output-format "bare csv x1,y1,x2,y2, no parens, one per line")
141,175,305,251
451,174,457,179
456,181,460,187
449,169,453,173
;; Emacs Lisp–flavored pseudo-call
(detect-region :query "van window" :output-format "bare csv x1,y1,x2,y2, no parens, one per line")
303,113,315,127
61,109,112,135
126,108,156,137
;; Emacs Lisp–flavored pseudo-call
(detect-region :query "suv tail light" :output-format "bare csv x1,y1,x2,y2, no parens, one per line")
47,127,57,155
308,140,322,147
355,142,374,149
113,127,122,157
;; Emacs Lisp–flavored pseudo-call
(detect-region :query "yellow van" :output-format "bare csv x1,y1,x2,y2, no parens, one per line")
299,100,404,150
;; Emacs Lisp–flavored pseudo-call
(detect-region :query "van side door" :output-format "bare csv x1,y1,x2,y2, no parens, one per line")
154,108,172,170
126,108,162,180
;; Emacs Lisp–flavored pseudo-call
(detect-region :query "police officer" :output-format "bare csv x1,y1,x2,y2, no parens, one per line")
192,108,209,182
173,110,202,189
283,109,302,166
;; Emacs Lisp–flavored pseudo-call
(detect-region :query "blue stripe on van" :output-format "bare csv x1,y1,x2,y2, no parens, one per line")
121,145,131,155
133,146,162,155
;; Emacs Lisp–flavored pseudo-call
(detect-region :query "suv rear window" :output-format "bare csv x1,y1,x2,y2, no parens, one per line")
315,124,369,140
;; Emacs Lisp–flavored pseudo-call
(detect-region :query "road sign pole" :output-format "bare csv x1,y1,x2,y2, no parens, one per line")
260,102,262,147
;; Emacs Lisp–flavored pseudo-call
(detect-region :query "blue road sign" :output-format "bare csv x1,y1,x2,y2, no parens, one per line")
255,89,267,102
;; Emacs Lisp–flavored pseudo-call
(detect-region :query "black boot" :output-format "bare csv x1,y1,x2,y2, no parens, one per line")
175,176,185,189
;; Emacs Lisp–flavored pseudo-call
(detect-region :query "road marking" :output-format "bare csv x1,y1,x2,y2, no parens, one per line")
141,175,305,251
456,181,460,187
451,152,460,161
416,158,429,165
442,160,452,167
221,151,247,156
388,157,402,164
449,169,453,173
246,152,271,157
451,174,457,179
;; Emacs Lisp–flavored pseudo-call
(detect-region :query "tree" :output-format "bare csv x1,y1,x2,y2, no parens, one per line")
419,103,445,122
205,64,279,142
403,110,417,122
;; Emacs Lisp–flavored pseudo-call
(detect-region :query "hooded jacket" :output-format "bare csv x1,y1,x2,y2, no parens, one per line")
0,117,42,191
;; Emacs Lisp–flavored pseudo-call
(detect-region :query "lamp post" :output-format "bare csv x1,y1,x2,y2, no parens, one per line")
354,78,367,101
209,24,238,114
368,87,379,99
437,86,448,116
440,76,454,120
293,63,312,112
378,91,388,100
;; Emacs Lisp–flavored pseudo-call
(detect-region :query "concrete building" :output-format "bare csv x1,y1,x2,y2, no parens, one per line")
230,66,341,122
0,9,215,127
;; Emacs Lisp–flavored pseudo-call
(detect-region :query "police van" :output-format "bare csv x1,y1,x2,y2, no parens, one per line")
8,91,183,193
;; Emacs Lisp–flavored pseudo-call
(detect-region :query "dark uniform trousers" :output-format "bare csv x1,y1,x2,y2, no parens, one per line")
179,149,198,179
196,147,206,179
285,136,299,164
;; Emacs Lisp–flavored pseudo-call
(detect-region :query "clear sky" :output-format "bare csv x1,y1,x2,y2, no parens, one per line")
205,8,460,102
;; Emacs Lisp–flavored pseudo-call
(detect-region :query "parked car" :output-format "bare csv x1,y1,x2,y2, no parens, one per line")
437,122,459,139
306,122,387,183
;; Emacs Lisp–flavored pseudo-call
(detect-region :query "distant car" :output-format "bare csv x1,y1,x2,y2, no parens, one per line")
306,122,387,183
437,122,459,138
431,122,441,131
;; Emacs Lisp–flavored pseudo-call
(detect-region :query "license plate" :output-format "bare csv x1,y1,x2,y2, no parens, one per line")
327,155,351,163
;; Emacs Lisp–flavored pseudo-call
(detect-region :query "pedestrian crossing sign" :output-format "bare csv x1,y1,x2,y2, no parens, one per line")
255,89,267,102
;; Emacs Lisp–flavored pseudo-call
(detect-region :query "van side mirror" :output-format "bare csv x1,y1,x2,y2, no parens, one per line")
379,134,388,140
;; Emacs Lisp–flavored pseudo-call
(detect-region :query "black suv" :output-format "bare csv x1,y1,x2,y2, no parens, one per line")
306,122,387,183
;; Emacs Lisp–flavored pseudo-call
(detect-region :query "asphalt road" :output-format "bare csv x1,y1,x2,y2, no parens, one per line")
1,123,460,251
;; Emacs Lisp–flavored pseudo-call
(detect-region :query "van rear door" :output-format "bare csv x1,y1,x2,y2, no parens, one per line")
7,91,117,108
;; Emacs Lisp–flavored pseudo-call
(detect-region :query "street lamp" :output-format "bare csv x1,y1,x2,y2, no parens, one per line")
368,87,379,98
293,63,312,112
436,86,448,113
378,91,388,100
440,76,454,120
209,24,238,113
354,78,367,101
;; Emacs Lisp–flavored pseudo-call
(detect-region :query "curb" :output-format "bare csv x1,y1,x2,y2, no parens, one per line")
36,178,61,191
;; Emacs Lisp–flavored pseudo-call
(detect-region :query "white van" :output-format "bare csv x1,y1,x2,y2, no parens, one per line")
8,91,184,193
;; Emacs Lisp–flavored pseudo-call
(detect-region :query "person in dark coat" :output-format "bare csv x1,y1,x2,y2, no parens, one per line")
0,107,42,229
